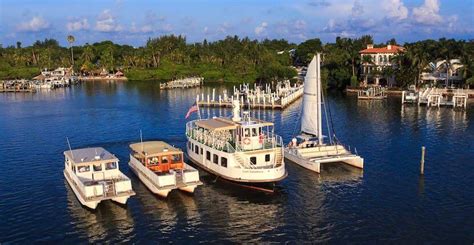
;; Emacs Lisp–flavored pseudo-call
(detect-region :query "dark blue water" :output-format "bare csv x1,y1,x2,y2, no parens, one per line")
1,81,473,243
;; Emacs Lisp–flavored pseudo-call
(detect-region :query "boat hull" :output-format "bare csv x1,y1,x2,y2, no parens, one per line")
128,161,173,198
284,145,364,173
64,171,100,209
186,153,284,193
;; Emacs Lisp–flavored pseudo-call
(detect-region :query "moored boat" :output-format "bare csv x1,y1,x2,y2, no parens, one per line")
285,53,363,173
185,100,287,192
128,141,202,197
63,147,135,209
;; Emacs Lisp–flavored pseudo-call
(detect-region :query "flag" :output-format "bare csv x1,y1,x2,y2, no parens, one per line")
185,102,199,119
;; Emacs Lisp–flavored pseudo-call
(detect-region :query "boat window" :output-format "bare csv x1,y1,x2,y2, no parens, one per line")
106,162,117,170
200,148,203,155
259,128,262,135
244,128,250,137
195,145,199,154
252,128,257,136
93,164,102,171
213,154,218,164
221,157,227,167
72,166,76,173
188,141,191,150
162,156,169,164
250,157,257,165
172,154,182,163
265,154,270,162
78,165,90,173
149,157,159,165
206,151,211,161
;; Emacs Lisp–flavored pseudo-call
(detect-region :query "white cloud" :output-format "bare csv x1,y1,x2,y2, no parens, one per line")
351,0,364,17
412,0,442,25
254,22,268,35
17,16,50,32
384,0,408,20
95,9,122,32
66,18,89,31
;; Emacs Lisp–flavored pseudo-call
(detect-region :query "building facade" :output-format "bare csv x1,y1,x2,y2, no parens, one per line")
359,44,404,86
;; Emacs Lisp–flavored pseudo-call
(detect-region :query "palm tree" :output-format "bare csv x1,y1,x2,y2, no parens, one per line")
67,35,75,66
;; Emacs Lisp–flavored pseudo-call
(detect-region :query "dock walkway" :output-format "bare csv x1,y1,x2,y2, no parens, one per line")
197,81,303,109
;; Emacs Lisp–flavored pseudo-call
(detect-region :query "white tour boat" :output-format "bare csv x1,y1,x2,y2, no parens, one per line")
285,53,364,173
128,141,202,197
185,100,287,191
64,147,135,209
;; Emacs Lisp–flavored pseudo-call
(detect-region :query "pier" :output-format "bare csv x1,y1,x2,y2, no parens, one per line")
357,86,387,100
160,77,203,89
402,87,469,109
0,80,36,93
196,81,303,109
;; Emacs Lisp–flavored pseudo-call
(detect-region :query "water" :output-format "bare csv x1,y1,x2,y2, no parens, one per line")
1,81,473,243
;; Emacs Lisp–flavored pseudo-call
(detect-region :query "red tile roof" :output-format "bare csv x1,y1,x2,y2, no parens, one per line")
359,45,404,54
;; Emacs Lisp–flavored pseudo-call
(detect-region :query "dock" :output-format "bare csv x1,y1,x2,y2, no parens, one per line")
357,86,387,100
160,77,203,89
1,80,37,93
197,81,303,109
402,87,469,109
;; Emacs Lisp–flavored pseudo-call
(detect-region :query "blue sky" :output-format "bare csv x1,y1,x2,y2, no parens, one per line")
0,0,473,46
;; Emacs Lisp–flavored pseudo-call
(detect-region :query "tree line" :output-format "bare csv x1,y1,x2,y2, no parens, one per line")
1,35,473,88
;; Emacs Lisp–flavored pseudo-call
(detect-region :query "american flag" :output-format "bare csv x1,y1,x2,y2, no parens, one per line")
185,102,199,119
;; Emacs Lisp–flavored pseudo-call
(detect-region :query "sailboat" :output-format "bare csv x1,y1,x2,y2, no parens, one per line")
284,53,363,173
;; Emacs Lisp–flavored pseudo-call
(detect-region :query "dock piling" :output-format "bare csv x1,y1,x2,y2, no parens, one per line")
420,146,425,175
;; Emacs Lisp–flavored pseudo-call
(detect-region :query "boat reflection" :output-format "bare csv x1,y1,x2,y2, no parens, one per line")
195,182,284,243
65,181,135,243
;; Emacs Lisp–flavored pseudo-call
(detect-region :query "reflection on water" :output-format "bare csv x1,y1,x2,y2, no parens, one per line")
1,82,474,243
65,181,135,243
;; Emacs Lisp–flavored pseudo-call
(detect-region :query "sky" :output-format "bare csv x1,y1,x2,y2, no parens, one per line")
0,0,473,47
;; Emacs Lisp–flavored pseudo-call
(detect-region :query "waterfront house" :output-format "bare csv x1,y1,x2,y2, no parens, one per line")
420,59,464,87
360,44,404,86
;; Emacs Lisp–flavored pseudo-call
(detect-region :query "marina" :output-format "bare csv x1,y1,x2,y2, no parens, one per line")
196,81,304,109
1,81,473,243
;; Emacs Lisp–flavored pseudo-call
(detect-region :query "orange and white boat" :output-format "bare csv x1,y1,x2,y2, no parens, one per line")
128,141,202,197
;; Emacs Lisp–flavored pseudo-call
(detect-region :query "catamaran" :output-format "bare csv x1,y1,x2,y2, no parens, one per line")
185,99,287,192
128,141,202,197
63,147,135,209
285,53,364,173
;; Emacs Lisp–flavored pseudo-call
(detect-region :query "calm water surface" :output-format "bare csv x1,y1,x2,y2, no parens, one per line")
0,81,473,243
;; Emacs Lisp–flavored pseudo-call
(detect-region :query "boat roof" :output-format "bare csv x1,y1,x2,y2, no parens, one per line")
64,147,118,165
195,117,273,131
129,141,182,157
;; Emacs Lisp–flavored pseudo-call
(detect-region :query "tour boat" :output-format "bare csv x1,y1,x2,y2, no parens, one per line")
185,100,287,192
128,141,202,197
285,53,364,173
63,147,135,209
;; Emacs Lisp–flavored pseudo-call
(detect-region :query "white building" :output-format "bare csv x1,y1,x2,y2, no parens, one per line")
420,59,464,87
360,44,404,86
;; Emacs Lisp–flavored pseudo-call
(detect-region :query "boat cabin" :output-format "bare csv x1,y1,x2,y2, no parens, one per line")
129,141,184,173
188,112,276,152
64,147,121,181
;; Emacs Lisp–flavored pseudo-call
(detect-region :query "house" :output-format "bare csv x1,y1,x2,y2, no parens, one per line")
420,59,463,87
359,44,404,86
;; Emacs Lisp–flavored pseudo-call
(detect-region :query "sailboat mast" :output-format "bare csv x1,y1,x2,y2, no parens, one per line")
316,53,323,145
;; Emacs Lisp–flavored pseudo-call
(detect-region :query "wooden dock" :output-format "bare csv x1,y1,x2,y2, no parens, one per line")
402,87,469,109
1,80,37,93
196,81,303,109
160,77,203,89
357,86,387,100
